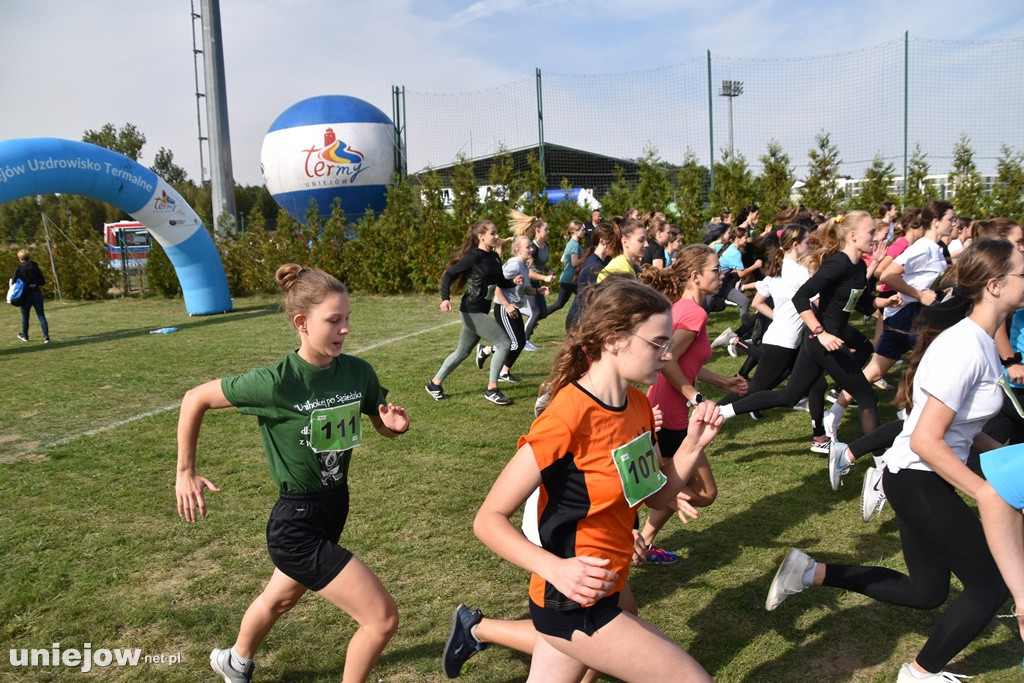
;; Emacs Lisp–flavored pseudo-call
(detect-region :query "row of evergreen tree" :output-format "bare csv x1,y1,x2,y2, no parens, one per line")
2,124,1022,300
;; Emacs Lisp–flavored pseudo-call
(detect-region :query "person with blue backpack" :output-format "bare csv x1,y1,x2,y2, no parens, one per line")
11,249,50,344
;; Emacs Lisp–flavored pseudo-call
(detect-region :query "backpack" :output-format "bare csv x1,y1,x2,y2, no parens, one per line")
7,277,24,306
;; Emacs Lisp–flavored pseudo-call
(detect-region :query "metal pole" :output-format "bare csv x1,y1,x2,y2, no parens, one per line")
201,0,237,234
707,50,714,192
903,30,909,203
39,212,63,303
190,0,208,183
536,68,545,180
727,96,735,155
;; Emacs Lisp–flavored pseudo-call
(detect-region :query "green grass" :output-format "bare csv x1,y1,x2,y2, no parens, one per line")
0,294,1020,681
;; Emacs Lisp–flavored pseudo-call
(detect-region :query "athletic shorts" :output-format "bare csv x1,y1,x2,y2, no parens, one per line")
657,427,688,459
529,594,622,641
266,485,353,591
981,444,1024,510
875,303,920,360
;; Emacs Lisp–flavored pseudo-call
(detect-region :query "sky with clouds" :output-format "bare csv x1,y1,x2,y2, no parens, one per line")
3,0,1024,186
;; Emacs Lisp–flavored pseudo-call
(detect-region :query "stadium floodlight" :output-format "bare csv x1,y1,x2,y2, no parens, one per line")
718,80,744,155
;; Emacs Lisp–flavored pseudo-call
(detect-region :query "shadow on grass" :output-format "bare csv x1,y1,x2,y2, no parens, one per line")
0,303,278,358
630,466,1020,680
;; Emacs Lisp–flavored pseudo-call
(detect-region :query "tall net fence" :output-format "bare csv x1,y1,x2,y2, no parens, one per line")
400,35,1024,193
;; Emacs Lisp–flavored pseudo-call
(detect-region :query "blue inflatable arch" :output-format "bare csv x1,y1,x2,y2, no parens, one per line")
0,138,231,315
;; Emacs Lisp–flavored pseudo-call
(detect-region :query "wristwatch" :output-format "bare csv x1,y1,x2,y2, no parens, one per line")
810,325,825,337
687,392,705,408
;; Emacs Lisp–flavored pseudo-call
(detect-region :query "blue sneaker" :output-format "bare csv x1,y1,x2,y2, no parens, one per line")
443,604,487,678
828,441,851,491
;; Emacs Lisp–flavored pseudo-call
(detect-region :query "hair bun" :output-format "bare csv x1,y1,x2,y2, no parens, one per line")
275,263,305,293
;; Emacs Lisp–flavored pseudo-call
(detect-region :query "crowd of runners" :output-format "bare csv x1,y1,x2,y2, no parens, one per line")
175,203,1024,682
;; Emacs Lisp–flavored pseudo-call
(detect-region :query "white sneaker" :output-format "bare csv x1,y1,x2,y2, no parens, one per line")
861,466,887,522
810,438,831,455
873,377,892,390
765,547,815,611
727,337,739,357
896,662,972,681
711,327,735,349
792,397,810,412
828,441,851,491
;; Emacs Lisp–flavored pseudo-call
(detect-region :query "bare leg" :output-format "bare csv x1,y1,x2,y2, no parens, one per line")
316,556,399,683
529,611,711,683
233,568,308,658
640,455,716,546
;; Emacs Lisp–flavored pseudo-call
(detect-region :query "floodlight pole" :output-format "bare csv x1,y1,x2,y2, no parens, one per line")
718,80,744,155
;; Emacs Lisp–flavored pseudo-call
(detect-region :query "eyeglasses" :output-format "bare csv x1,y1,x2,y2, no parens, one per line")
998,273,1024,280
707,266,721,274
632,333,674,355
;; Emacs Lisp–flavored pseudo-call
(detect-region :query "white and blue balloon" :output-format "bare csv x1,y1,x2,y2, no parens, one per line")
261,95,396,223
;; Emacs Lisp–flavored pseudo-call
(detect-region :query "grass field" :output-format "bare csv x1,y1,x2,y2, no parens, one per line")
0,293,1020,682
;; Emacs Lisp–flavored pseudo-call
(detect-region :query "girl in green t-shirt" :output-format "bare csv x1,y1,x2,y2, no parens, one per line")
176,264,409,683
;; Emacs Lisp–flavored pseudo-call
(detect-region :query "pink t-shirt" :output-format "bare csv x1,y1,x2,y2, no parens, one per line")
646,298,710,431
877,237,909,293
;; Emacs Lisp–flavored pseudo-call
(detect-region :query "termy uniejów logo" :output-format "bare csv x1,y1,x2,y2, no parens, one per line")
152,190,177,213
301,128,367,183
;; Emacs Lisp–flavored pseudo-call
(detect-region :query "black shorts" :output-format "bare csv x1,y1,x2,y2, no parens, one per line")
266,486,353,591
656,427,688,459
529,594,622,641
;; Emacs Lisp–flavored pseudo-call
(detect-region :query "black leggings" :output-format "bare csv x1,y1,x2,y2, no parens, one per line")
546,282,576,315
823,468,1008,673
848,419,904,460
494,303,526,370
737,312,770,378
724,328,879,437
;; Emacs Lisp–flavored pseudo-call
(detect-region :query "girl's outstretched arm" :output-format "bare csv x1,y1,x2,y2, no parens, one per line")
371,403,409,438
175,379,232,522
474,444,618,606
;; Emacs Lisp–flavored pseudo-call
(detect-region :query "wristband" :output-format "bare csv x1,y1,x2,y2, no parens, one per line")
1001,353,1022,368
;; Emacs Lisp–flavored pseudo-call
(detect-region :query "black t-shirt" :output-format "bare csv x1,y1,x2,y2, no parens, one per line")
641,242,665,266
793,252,873,335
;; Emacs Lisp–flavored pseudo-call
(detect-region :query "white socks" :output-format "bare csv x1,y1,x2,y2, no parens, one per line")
802,562,817,588
229,647,251,671
719,404,736,420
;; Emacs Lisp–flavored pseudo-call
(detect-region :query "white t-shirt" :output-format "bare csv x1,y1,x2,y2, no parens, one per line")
885,236,947,318
759,259,811,350
885,317,1003,473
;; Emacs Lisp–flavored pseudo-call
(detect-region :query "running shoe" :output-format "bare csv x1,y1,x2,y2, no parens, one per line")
826,388,839,403
896,662,971,682
210,648,253,683
475,344,489,370
498,372,520,383
727,337,739,357
765,547,815,611
645,546,678,564
749,411,763,421
710,327,735,349
17,333,27,342
43,336,50,344
425,381,447,401
484,388,510,405
792,397,810,412
860,465,887,522
523,341,539,352
810,438,830,455
442,604,488,678
828,441,851,491
873,377,892,390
